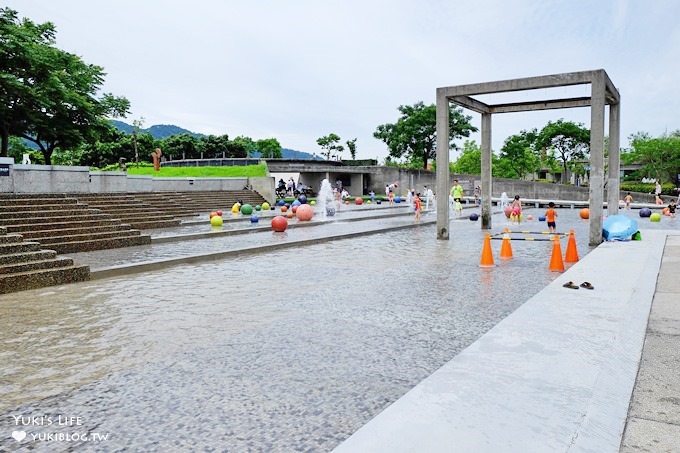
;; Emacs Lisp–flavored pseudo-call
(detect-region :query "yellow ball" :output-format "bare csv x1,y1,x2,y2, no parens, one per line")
261,202,270,210
210,215,223,226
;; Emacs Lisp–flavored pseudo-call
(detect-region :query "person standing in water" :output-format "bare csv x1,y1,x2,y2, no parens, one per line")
510,195,522,224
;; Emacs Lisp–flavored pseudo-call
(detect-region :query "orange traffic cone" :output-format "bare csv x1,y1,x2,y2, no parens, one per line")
500,234,513,259
549,236,565,272
565,229,579,263
480,233,495,267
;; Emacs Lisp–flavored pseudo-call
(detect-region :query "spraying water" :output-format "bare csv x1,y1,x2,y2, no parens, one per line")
317,179,336,217
500,192,509,208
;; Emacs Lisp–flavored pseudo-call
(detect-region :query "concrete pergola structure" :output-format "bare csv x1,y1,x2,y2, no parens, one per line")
435,69,620,246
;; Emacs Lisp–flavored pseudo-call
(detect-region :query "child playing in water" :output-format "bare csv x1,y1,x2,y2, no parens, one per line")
668,199,677,217
414,193,422,220
545,202,558,233
624,192,633,209
510,195,522,224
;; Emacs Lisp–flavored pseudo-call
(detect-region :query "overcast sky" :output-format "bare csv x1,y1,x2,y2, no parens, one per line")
7,0,680,160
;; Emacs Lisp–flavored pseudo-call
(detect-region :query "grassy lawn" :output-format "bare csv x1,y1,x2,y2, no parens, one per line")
117,163,267,178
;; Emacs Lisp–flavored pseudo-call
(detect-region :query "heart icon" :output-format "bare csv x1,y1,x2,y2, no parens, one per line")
12,430,26,442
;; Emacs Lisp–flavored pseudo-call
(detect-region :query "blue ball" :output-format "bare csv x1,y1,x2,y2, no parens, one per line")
292,200,301,207
376,200,382,204
469,213,479,221
298,195,307,204
639,208,652,218
277,199,285,206
538,215,547,221
250,215,259,223
394,196,402,203
326,207,336,217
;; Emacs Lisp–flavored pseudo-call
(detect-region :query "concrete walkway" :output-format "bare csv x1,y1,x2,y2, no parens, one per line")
333,230,680,453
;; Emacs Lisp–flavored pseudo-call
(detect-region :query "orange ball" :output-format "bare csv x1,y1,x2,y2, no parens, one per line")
281,206,288,212
579,208,590,219
285,211,293,218
345,200,350,205
209,211,218,218
271,216,288,232
355,197,363,205
296,204,314,221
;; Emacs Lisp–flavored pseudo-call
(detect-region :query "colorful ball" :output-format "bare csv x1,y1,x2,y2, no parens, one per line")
270,206,275,210
394,196,402,203
240,204,253,215
639,208,652,218
281,206,288,213
326,207,336,217
209,211,218,218
255,205,262,211
650,212,662,222
298,195,307,204
376,200,381,205
345,200,350,205
355,197,363,205
285,211,293,218
261,202,270,210
250,215,259,223
504,206,513,218
210,215,223,226
277,199,285,206
292,200,301,207
367,200,372,204
526,214,533,221
310,200,316,206
538,215,546,221
469,213,479,221
216,210,223,216
271,215,288,232
292,205,298,213
296,204,314,221
579,208,590,219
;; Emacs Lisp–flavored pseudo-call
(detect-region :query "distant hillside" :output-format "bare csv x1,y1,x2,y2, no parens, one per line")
110,121,317,159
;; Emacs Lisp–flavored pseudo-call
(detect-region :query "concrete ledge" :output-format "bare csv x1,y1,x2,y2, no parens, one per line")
333,230,668,453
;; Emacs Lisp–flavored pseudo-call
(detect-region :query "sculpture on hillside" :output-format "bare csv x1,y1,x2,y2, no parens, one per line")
151,148,163,171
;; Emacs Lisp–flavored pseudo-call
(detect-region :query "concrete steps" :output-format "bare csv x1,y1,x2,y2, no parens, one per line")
0,194,151,254
0,226,90,294
75,194,182,229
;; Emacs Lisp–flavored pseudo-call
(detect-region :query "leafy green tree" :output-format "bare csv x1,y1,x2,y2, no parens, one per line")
535,119,590,184
451,140,482,174
346,138,357,160
0,8,129,164
623,131,680,183
316,133,344,160
161,133,201,159
498,129,539,179
256,138,282,158
231,136,257,157
224,140,247,158
374,101,477,170
201,134,230,158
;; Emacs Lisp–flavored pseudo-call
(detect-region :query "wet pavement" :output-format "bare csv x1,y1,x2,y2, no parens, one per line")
0,205,677,452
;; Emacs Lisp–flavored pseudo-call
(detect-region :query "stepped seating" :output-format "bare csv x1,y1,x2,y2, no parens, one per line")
167,190,268,213
0,226,90,294
75,194,183,229
0,194,150,254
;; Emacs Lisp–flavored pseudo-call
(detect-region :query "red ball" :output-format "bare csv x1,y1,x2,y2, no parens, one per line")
355,197,363,205
216,210,223,216
579,208,590,219
271,216,288,232
504,206,513,218
296,204,314,221
210,211,218,218
292,205,298,213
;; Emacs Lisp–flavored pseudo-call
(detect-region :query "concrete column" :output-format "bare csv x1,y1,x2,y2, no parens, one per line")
589,72,605,246
607,103,621,216
436,90,450,240
481,113,492,229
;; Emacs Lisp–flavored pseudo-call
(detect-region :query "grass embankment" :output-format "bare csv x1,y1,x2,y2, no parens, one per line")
99,163,268,178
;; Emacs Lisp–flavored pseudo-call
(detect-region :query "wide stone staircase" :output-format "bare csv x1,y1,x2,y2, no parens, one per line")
0,226,90,294
75,194,185,229
0,194,150,254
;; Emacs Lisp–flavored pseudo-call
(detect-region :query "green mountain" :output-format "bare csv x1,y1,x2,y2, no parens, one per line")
109,120,316,159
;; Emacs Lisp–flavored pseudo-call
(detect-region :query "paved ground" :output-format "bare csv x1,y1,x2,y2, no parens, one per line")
620,234,680,453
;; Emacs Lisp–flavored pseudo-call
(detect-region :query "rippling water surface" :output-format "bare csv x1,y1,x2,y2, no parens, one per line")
0,210,618,451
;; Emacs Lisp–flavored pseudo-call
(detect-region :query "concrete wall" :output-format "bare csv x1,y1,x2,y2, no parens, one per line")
150,177,247,192
89,172,128,193
0,164,90,193
249,177,275,203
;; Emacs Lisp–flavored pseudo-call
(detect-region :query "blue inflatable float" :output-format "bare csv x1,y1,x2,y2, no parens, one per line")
602,214,638,241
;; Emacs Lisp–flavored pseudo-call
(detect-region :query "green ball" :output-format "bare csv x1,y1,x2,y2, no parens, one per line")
310,200,316,206
210,215,223,226
240,204,253,215
255,205,262,211
650,212,661,222
261,202,270,210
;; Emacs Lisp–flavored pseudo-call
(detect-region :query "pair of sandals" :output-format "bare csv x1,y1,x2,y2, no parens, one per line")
563,281,594,290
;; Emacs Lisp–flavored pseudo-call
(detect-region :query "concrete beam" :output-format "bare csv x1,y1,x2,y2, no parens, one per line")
436,89,450,240
451,95,490,114
489,97,592,114
608,103,621,216
440,70,599,97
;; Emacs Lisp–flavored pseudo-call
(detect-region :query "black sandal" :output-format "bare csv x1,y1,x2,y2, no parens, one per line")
562,281,579,289
580,282,594,290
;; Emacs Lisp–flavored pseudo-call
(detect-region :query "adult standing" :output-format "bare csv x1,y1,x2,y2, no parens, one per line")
450,180,463,206
655,179,662,197
425,185,434,210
